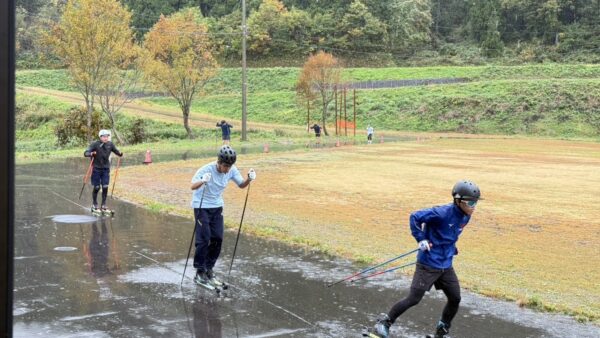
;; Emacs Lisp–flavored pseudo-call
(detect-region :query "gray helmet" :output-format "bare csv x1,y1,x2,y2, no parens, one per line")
452,180,482,201
218,145,236,165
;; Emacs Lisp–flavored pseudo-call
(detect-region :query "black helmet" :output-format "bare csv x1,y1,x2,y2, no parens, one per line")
452,180,482,201
218,145,236,165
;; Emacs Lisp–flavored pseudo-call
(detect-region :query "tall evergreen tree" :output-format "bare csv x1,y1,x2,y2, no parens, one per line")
121,0,196,39
338,0,387,52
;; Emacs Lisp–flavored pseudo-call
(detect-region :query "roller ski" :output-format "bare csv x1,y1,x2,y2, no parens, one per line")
91,205,114,217
194,271,222,296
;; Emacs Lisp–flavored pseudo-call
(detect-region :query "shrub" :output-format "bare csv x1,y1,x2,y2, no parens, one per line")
54,107,104,146
128,118,146,145
274,128,288,137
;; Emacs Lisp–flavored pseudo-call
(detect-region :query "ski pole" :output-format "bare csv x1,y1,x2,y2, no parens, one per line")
181,184,207,286
326,248,418,287
110,156,122,199
350,261,416,283
227,183,251,278
78,157,95,200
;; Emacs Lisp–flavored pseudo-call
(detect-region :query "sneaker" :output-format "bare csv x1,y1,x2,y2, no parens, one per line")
373,313,391,338
434,320,450,338
194,270,209,285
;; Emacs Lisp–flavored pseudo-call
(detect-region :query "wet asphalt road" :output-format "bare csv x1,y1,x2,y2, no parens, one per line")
13,159,599,337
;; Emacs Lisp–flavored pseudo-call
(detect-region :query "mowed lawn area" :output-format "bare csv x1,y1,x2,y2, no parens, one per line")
115,137,600,322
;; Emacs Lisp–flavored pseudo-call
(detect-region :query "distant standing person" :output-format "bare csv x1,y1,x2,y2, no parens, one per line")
367,125,374,144
216,120,233,145
310,123,321,146
84,129,123,214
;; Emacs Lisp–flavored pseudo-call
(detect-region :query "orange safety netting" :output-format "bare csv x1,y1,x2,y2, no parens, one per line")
336,120,355,129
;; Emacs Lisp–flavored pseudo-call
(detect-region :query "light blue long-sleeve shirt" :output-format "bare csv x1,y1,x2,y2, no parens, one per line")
191,161,244,209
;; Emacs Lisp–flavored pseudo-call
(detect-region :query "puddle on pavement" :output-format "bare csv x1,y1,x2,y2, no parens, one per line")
51,215,98,224
53,247,79,252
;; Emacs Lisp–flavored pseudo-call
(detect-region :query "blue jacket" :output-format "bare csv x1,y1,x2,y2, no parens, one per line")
219,123,232,137
410,203,471,269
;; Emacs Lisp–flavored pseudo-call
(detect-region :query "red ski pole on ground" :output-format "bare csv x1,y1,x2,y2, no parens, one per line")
326,248,418,287
79,157,95,200
110,156,122,199
350,261,417,283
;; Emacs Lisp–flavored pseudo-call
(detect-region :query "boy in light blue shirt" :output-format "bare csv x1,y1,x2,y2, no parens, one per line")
367,125,374,144
190,145,255,285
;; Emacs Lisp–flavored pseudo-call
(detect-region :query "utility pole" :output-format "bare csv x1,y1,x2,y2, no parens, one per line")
353,89,356,137
307,100,310,133
344,87,347,137
334,86,338,136
241,0,248,141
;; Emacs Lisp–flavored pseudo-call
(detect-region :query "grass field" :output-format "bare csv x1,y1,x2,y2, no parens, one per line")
15,65,600,141
142,78,600,137
114,137,600,323
16,64,600,93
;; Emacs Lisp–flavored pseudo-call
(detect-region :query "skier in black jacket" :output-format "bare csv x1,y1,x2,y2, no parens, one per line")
84,129,123,212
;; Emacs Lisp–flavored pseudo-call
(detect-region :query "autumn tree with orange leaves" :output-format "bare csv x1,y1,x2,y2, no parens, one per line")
46,0,135,141
141,8,219,139
296,51,341,136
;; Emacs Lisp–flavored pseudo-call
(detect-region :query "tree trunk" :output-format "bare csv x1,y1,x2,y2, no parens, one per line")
321,99,329,136
85,96,93,142
113,128,125,145
183,105,193,139
107,112,125,144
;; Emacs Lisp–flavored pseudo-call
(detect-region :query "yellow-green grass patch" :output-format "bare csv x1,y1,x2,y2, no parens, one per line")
115,137,600,323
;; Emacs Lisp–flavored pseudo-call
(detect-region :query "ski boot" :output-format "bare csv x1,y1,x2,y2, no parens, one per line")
194,270,221,295
433,320,450,338
373,313,391,338
206,269,215,283
194,270,210,285
206,269,229,290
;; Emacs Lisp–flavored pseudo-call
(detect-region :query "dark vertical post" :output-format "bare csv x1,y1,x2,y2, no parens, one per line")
307,100,310,133
0,0,15,335
353,89,356,137
334,86,338,136
344,87,347,137
241,0,248,141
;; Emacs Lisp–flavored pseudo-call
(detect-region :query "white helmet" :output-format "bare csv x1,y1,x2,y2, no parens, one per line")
99,129,111,137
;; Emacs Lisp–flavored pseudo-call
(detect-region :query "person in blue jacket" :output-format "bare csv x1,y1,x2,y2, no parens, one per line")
373,180,482,338
309,123,321,146
216,120,233,145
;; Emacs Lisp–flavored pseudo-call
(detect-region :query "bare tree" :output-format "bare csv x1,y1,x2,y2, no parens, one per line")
97,66,143,144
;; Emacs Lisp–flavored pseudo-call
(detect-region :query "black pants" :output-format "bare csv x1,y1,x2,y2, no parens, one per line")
388,264,461,327
193,207,224,272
